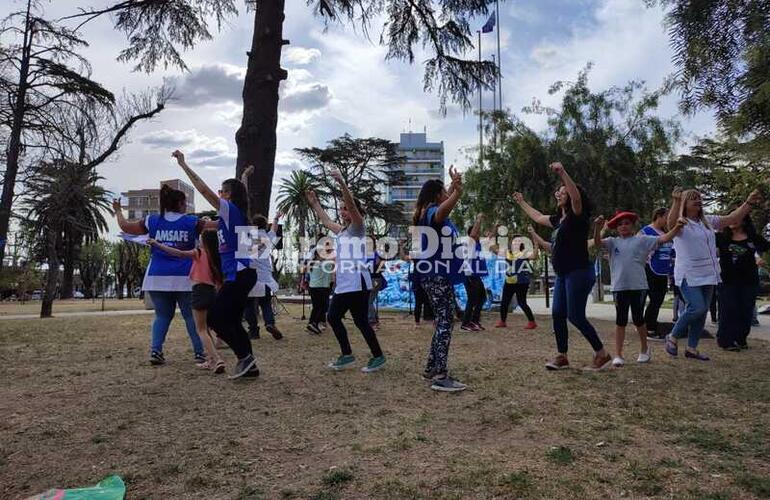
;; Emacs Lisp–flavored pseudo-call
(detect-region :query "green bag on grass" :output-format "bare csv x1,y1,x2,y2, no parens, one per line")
25,475,125,500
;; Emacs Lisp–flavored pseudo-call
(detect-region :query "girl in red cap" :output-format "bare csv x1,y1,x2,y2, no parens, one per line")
594,211,685,367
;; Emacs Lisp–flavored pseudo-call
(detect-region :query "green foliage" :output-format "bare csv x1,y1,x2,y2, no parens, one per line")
648,0,770,140
458,67,683,232
546,445,575,465
277,170,320,244
79,239,113,298
295,134,407,236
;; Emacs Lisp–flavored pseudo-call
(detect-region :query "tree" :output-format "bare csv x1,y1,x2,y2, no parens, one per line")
457,68,685,231
79,239,111,299
0,0,115,271
647,0,770,140
112,240,146,299
22,160,111,317
295,134,406,236
51,90,168,298
276,169,320,247
65,0,498,216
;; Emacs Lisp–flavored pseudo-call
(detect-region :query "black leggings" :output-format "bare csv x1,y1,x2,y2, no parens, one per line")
207,268,257,359
500,283,534,322
643,266,668,332
309,287,330,325
328,289,383,358
614,290,645,327
414,283,434,322
462,275,486,324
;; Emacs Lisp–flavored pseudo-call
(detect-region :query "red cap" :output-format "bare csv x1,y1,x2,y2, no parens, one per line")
607,210,638,229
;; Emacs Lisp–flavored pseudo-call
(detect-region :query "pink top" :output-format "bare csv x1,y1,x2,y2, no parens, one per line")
189,247,216,286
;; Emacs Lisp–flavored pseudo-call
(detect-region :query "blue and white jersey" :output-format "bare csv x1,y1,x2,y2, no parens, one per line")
641,224,673,276
142,212,199,291
218,199,251,282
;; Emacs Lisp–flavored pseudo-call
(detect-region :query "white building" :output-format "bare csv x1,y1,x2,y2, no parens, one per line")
386,132,444,236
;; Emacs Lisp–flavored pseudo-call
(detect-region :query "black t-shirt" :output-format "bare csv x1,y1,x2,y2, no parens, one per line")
716,233,769,286
549,212,591,276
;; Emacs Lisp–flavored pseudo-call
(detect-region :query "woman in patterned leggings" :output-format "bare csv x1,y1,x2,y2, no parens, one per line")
412,166,466,392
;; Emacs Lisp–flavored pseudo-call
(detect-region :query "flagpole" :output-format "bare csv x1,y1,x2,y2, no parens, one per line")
491,54,497,150
495,0,502,116
478,30,483,168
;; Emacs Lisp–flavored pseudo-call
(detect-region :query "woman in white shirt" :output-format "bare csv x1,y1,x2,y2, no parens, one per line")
665,187,761,360
306,170,386,373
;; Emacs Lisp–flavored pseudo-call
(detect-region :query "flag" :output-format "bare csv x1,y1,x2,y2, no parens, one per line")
481,13,495,33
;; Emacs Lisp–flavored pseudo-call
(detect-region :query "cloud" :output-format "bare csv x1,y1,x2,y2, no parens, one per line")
167,64,244,108
284,47,322,65
280,83,332,113
140,129,235,168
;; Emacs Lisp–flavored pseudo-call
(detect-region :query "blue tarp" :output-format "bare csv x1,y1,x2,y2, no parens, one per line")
377,257,511,310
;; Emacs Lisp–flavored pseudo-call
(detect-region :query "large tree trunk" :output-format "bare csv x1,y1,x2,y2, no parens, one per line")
235,0,288,219
41,231,60,318
0,4,33,272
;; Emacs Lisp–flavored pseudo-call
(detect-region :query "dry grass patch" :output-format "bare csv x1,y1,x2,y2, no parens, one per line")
1,305,769,499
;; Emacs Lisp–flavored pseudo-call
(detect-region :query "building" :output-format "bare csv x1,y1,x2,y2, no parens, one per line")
386,132,444,236
121,179,195,219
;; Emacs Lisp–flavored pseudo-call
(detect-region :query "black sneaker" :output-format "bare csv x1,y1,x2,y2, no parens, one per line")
248,327,260,340
306,323,321,335
228,355,258,380
149,351,165,365
194,352,206,364
431,376,467,392
646,332,666,342
266,324,283,340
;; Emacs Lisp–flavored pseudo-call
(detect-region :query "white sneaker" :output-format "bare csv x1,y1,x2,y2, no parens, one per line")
612,356,625,367
637,348,652,363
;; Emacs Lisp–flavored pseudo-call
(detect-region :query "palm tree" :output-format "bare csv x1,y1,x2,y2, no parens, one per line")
276,170,321,250
23,160,111,317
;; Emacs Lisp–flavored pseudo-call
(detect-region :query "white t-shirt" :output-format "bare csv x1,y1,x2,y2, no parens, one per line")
334,223,372,294
672,215,722,287
248,229,280,297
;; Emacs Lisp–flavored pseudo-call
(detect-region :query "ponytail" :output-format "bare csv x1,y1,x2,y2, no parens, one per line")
159,184,186,216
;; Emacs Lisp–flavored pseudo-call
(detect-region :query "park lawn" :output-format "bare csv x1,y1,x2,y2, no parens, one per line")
1,306,769,499
0,298,146,316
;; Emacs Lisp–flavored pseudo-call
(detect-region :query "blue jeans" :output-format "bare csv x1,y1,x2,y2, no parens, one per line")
552,266,604,354
669,280,714,349
243,289,276,330
148,291,203,356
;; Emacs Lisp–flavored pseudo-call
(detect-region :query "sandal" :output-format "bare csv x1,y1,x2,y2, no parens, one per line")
195,361,212,370
665,335,678,357
213,360,226,374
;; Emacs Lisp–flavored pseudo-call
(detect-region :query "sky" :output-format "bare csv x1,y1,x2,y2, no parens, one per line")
4,0,717,234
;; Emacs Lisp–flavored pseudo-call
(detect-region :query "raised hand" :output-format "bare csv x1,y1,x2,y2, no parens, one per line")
448,165,462,184
243,165,255,177
305,189,318,205
512,192,524,203
671,187,683,200
275,210,284,219
111,199,122,213
527,225,536,234
549,162,564,175
171,150,185,165
746,189,762,206
594,215,606,228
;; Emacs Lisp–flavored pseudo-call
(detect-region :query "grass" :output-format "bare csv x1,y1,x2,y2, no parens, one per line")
1,304,770,498
0,297,146,316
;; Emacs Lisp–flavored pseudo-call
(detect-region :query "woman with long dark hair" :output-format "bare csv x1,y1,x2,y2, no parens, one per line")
306,169,386,373
412,167,467,392
113,185,205,366
497,238,538,330
716,214,769,350
513,162,611,371
665,187,761,360
303,245,333,335
173,151,259,379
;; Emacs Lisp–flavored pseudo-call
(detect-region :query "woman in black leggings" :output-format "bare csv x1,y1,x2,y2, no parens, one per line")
496,240,538,329
174,152,258,379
